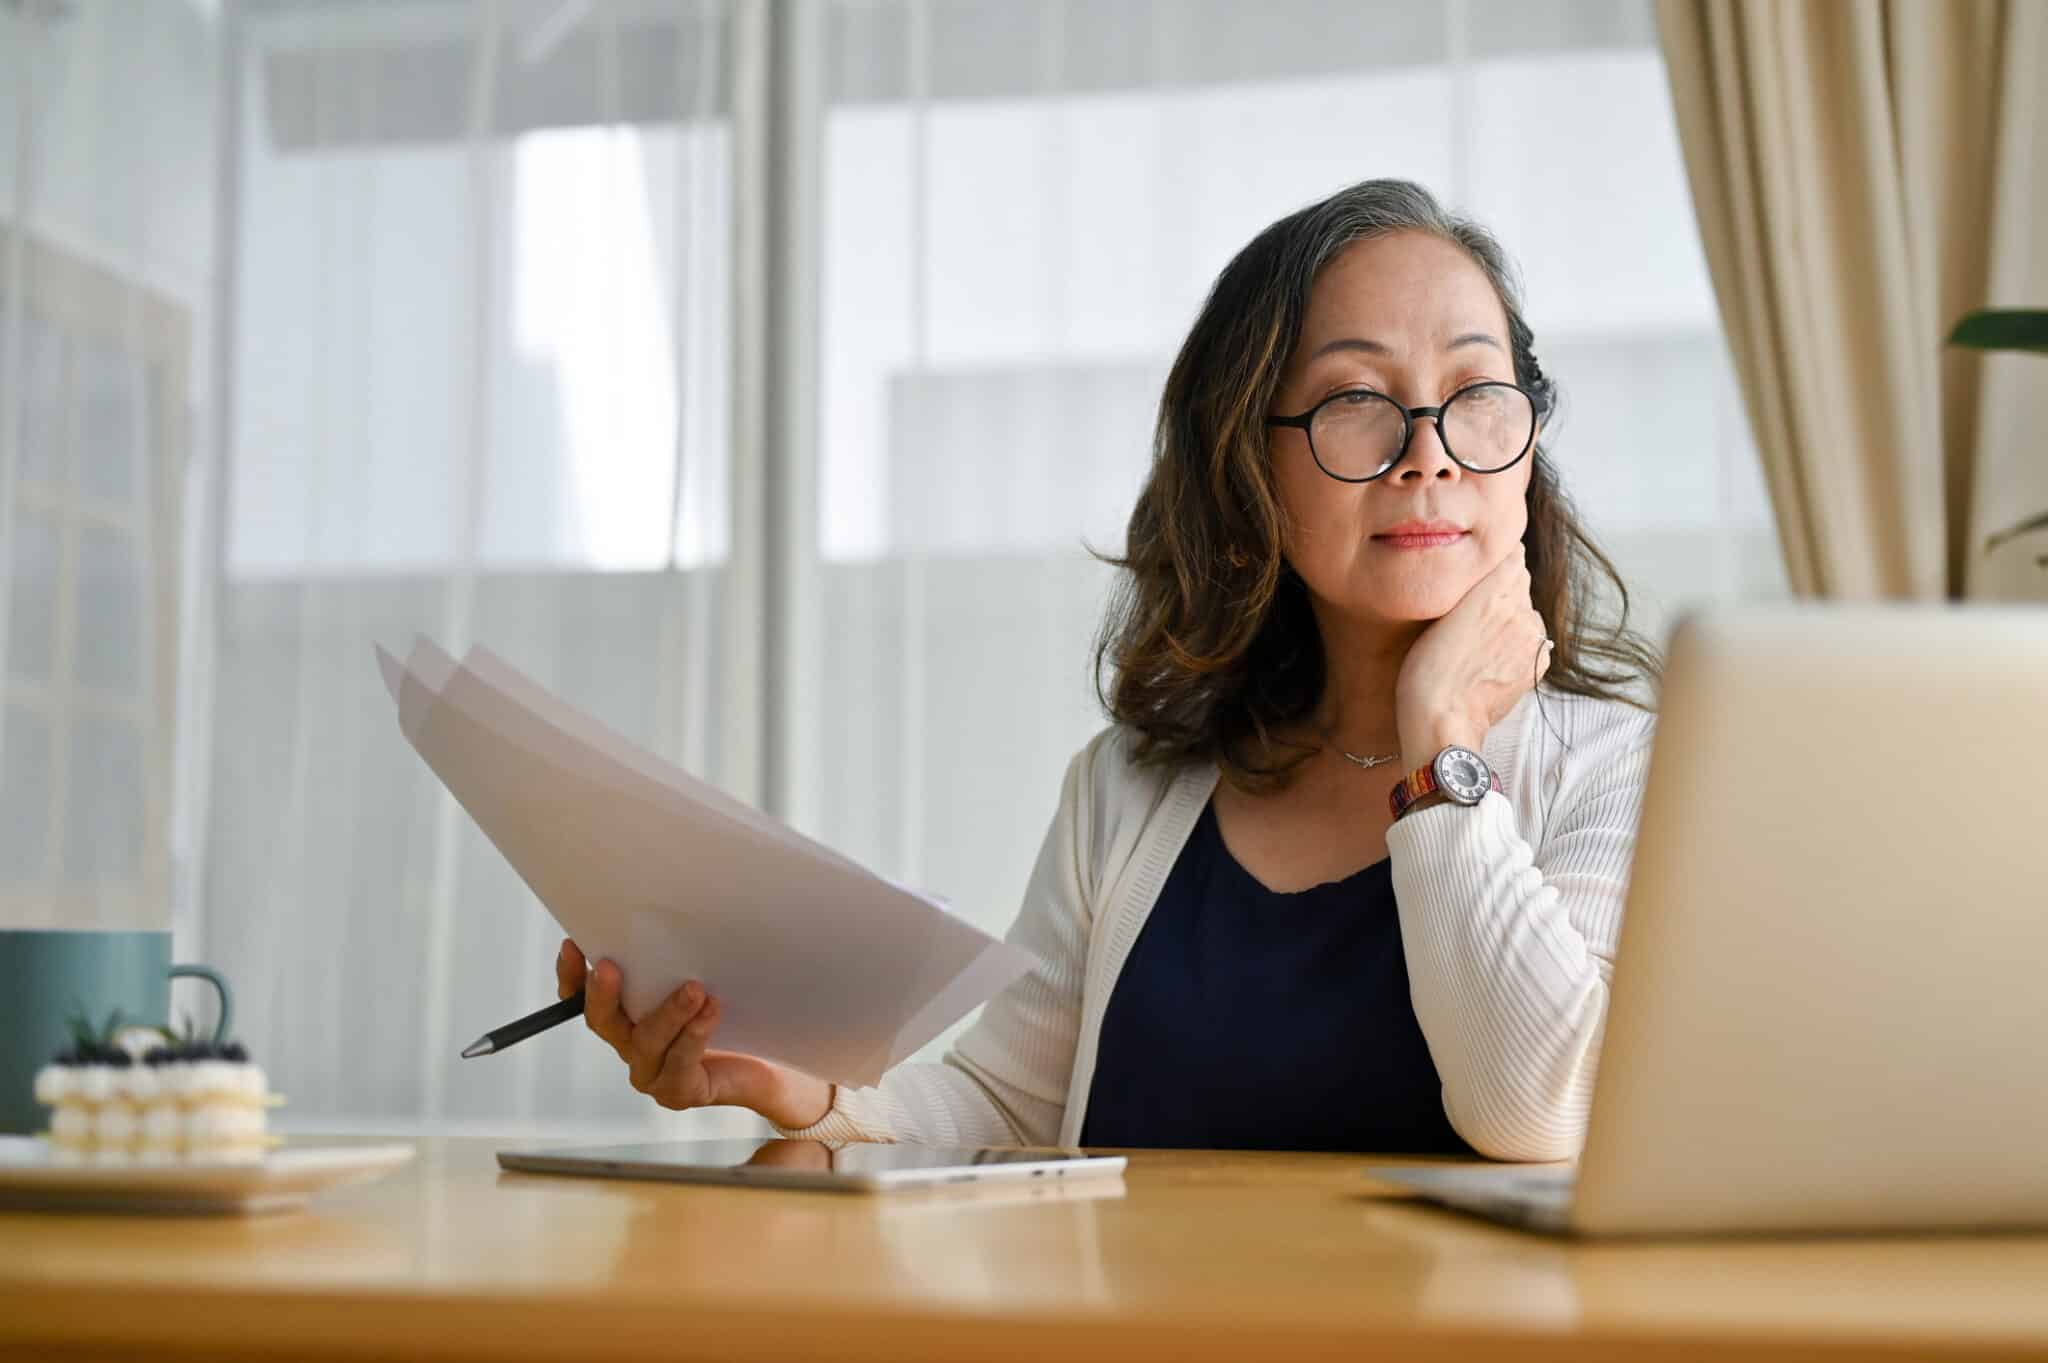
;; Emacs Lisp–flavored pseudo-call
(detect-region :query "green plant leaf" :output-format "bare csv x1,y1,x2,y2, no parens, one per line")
64,1001,97,1051
1948,309,2048,353
1986,511,2048,554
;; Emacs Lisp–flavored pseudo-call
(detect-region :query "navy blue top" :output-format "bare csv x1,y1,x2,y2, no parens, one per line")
1080,800,1470,1154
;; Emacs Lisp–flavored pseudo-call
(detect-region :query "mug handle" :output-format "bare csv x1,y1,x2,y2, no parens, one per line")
168,965,234,1044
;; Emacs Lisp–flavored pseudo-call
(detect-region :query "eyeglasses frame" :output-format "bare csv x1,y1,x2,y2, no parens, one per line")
1265,380,1540,484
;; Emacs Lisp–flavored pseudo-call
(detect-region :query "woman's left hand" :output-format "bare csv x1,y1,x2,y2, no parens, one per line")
1394,541,1553,772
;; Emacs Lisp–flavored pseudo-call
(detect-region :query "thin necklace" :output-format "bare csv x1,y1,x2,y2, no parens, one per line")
1317,719,1400,770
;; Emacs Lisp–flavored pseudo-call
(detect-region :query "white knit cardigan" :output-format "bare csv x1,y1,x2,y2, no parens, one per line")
778,686,1657,1161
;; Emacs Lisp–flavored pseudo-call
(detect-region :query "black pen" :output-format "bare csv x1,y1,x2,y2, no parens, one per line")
461,989,585,1058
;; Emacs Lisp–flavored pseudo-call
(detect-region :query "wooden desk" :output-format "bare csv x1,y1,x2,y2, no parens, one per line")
3,1136,2046,1362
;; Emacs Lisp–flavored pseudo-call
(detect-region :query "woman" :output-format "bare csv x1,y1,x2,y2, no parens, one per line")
555,179,1661,1161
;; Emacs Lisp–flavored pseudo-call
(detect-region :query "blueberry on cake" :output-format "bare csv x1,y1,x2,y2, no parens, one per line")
33,1011,281,1163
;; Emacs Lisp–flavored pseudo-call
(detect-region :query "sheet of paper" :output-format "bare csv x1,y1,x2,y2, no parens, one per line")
428,640,868,878
377,639,1033,1086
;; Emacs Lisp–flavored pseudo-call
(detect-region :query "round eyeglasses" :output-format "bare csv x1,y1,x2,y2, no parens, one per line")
1266,381,1538,483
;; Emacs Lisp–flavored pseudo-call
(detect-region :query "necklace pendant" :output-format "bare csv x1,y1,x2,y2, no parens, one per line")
1338,750,1400,770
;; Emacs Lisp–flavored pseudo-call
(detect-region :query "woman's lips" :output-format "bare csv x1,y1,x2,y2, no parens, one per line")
1372,531,1468,549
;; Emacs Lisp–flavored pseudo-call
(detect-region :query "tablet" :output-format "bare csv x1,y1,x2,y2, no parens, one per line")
495,1139,1127,1192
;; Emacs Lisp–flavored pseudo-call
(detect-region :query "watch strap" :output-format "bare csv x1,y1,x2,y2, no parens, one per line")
1391,789,1454,821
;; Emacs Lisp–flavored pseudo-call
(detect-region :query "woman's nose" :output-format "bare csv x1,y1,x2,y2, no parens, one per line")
1394,413,1461,481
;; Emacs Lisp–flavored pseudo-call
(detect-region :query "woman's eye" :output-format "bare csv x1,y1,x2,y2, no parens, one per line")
1451,380,1510,400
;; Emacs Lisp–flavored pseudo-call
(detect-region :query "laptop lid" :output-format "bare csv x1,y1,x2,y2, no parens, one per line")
1571,603,2048,1236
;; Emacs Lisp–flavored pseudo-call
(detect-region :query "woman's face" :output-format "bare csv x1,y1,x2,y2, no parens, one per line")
1268,231,1535,626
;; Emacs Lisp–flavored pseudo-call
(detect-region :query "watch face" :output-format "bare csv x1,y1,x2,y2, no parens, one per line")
1435,746,1490,803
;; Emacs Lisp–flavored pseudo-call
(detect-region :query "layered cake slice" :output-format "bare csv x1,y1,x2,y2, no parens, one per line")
33,1014,282,1163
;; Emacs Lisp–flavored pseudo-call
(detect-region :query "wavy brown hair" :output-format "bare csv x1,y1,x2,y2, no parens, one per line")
1095,179,1662,791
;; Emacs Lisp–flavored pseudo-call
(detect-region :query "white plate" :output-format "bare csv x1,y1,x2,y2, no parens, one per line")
0,1137,415,1215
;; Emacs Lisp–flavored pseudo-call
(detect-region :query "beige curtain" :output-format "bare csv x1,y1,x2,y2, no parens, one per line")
1657,0,2048,601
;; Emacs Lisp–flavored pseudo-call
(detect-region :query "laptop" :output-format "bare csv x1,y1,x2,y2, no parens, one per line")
1371,602,2048,1236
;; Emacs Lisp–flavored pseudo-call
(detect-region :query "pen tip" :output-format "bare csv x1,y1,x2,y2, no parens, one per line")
460,1038,493,1059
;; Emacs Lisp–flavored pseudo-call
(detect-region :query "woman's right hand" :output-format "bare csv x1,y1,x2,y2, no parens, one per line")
557,939,834,1131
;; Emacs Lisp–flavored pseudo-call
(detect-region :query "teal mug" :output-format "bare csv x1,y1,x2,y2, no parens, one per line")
0,930,234,1135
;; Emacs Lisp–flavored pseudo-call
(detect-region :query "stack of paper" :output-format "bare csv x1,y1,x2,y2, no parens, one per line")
377,639,1033,1088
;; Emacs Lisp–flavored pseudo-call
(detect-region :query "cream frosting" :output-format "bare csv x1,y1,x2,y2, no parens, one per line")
38,1059,275,1156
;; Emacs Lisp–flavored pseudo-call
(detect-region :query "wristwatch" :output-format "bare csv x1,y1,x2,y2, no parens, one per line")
1388,745,1501,820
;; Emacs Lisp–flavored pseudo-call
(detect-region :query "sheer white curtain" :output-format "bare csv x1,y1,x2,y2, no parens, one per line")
790,0,1788,1049
0,2,214,938
196,0,752,1138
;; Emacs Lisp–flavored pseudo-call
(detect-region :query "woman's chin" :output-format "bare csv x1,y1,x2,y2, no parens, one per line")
1350,587,1467,624
1299,566,1476,627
